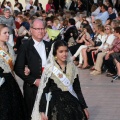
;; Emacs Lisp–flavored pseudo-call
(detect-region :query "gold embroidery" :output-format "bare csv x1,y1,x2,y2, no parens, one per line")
0,48,13,71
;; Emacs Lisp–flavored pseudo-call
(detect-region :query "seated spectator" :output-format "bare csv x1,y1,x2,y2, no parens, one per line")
112,58,120,80
74,15,81,30
91,3,101,17
111,19,120,30
108,5,116,20
73,24,94,68
52,19,60,30
104,27,120,76
94,4,109,25
116,12,120,20
105,18,112,25
68,0,77,11
90,25,115,75
14,16,30,53
76,0,86,13
64,18,78,44
79,24,106,68
92,19,102,33
17,16,30,36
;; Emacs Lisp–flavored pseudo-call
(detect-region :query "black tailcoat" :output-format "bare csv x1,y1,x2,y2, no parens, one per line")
14,38,51,120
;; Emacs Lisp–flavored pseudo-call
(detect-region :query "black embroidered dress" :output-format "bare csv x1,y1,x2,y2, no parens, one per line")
39,62,88,120
0,44,26,120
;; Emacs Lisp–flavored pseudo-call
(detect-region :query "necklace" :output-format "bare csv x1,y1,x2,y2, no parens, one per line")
55,60,67,74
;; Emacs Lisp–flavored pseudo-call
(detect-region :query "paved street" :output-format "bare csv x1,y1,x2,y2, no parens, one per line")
17,69,120,120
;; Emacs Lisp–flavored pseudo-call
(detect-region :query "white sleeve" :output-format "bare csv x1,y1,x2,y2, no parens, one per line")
106,34,116,45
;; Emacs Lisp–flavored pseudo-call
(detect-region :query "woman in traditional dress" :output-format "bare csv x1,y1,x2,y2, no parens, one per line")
31,40,89,120
0,24,26,120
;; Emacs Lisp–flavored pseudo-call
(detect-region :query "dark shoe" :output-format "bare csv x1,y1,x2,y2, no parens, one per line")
112,75,120,79
111,75,120,82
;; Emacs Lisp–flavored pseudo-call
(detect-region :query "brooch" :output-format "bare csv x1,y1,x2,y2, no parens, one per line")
58,73,63,78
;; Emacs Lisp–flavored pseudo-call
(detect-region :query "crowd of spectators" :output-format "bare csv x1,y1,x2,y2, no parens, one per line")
0,0,120,81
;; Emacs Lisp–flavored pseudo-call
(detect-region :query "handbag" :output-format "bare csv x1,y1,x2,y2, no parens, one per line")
95,38,102,47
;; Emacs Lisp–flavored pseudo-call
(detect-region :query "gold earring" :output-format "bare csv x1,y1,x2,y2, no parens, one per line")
54,56,57,60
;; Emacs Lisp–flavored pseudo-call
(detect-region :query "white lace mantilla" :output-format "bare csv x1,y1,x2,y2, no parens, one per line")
31,43,78,120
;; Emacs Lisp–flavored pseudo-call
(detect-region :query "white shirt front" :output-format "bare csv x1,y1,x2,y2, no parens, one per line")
106,34,115,45
33,39,47,67
14,7,20,12
97,34,107,49
91,7,100,16
26,3,32,10
95,11,109,25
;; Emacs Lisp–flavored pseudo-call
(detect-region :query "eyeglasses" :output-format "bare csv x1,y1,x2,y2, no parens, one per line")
32,27,45,31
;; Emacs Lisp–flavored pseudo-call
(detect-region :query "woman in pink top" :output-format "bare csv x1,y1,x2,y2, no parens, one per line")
46,0,55,13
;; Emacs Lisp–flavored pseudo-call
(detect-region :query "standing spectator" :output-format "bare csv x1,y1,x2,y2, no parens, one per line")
46,0,55,13
37,2,43,11
60,0,65,9
25,0,33,11
14,2,21,14
14,19,51,120
0,2,3,15
14,0,23,12
6,1,13,15
1,0,7,9
0,8,17,46
33,0,39,13
53,0,59,12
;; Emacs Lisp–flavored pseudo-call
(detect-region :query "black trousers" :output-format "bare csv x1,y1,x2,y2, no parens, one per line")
103,55,116,74
23,83,38,120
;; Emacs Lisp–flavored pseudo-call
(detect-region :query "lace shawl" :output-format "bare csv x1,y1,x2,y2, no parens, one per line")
0,43,16,73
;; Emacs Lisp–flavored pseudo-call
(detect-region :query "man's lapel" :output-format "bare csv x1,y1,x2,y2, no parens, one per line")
43,40,50,58
29,38,41,59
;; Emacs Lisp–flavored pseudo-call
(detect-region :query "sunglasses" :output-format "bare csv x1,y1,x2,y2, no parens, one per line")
105,28,110,30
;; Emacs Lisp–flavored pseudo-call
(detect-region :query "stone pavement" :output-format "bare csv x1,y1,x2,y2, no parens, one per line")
79,69,120,120
16,69,120,120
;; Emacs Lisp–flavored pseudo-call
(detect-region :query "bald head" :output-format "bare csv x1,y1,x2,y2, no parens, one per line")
30,19,45,42
30,19,45,28
29,0,33,5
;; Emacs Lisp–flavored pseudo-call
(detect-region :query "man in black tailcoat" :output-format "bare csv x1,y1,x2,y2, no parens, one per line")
14,19,51,120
